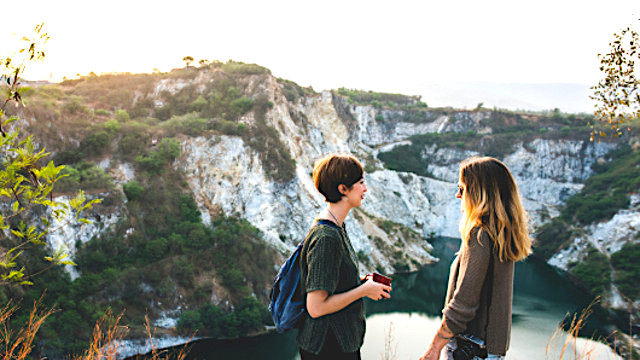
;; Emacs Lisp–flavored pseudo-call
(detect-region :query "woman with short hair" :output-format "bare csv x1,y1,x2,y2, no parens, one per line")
419,156,532,360
297,153,392,360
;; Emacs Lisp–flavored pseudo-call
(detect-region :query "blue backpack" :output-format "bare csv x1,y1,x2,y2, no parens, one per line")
269,220,338,332
269,241,305,333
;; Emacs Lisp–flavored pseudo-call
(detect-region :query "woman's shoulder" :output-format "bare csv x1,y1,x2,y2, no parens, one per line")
469,225,492,248
306,222,342,243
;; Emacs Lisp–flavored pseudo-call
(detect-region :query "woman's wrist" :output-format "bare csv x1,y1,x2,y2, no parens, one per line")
436,330,453,340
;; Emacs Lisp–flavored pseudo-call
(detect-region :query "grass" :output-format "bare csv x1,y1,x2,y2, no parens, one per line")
381,322,398,360
546,299,637,359
0,299,56,360
1,299,192,360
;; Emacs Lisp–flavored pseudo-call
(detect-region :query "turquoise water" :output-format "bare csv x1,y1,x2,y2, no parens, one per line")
173,237,622,359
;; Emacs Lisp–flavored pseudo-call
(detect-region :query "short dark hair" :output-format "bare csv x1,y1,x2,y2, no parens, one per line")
312,154,363,203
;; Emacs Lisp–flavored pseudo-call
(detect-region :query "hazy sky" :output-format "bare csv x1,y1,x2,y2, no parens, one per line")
2,0,638,112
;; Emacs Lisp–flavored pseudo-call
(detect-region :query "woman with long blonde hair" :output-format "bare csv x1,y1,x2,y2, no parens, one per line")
419,156,532,360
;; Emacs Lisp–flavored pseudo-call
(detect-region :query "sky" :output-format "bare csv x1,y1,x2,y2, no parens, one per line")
2,0,638,113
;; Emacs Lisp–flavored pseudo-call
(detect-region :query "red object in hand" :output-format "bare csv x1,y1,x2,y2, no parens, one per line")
372,272,392,286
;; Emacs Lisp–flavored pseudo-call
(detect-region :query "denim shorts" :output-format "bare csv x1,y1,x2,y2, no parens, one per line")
444,337,505,360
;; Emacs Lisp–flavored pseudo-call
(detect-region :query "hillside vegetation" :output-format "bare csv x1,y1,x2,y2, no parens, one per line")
4,60,638,357
1,62,296,355
535,144,640,303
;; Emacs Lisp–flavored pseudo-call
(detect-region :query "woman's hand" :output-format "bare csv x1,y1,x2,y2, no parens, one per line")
359,277,392,301
418,346,441,360
419,325,451,360
306,277,391,318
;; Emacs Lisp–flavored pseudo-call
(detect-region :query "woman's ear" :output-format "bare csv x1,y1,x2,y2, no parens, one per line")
338,184,347,196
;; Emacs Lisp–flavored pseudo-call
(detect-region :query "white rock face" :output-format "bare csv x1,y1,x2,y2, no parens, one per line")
177,86,622,274
362,170,461,238
548,194,640,310
549,201,640,272
46,195,121,280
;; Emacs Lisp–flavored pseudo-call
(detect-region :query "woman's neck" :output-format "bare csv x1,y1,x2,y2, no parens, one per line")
325,202,351,226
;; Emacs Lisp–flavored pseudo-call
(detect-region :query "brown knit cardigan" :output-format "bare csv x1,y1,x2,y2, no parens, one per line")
442,227,514,356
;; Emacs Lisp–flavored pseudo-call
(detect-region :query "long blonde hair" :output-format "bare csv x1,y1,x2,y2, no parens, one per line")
458,156,531,262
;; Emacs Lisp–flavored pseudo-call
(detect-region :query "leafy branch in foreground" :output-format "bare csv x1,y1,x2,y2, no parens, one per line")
0,23,101,286
590,19,640,140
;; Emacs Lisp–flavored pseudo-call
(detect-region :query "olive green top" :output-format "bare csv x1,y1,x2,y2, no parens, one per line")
296,222,366,354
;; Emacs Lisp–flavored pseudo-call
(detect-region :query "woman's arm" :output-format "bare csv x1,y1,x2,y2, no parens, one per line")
418,230,492,360
418,318,454,360
442,230,492,333
307,277,391,318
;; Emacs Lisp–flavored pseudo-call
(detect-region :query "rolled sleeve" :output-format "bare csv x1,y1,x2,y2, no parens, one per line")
443,230,492,334
304,234,344,295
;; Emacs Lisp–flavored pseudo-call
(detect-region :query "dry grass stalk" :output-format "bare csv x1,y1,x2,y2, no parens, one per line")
0,299,56,360
72,312,192,360
380,322,398,360
135,314,191,360
73,310,128,360
546,299,608,360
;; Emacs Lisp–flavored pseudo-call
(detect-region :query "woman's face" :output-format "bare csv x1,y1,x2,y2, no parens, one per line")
457,181,466,211
343,178,367,208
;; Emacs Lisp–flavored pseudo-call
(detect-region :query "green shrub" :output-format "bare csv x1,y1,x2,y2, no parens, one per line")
190,95,208,112
335,87,423,107
117,127,151,161
561,145,639,224
177,310,203,331
114,109,130,122
123,180,144,201
95,109,110,116
162,112,209,136
129,97,155,118
213,119,245,136
55,161,114,193
135,138,181,175
174,257,195,287
572,247,611,296
533,218,573,259
222,268,249,295
230,97,254,115
611,243,640,300
81,129,112,157
199,304,224,336
221,60,270,75
104,118,120,133
378,144,428,176
62,95,88,114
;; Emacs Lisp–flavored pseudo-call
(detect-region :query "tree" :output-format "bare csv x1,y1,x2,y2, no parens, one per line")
183,55,194,68
0,24,100,286
198,59,210,67
590,20,640,140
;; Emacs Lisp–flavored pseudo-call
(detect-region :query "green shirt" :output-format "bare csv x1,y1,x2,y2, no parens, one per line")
296,221,366,354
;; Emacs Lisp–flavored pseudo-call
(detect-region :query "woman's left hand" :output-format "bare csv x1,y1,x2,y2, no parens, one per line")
419,331,449,360
418,345,441,360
